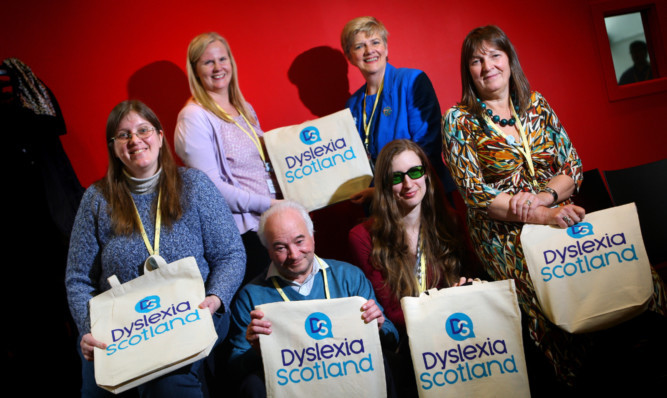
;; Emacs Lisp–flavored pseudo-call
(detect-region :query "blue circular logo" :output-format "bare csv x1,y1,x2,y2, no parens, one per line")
305,312,333,340
135,295,161,313
299,126,322,145
445,312,475,341
566,222,594,239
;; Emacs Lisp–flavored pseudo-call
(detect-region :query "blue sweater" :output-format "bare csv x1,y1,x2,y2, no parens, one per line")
228,259,399,377
65,168,246,335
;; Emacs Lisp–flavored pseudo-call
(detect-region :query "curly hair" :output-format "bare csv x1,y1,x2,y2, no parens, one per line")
370,139,462,300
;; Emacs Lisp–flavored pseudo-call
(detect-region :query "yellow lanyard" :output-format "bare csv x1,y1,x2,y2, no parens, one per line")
271,257,330,302
416,230,426,294
362,79,384,150
483,97,538,189
215,104,266,164
131,188,161,256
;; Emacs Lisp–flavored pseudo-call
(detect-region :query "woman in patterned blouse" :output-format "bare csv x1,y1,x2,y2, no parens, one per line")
442,25,665,387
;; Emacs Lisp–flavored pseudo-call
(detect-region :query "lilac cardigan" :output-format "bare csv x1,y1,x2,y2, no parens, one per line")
175,100,271,234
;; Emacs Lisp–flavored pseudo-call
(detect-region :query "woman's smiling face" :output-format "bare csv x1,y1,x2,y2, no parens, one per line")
391,150,426,212
348,31,388,78
113,111,163,179
469,41,511,100
196,40,233,96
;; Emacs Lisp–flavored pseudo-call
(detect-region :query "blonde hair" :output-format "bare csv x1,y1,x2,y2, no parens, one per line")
186,32,256,125
340,16,389,58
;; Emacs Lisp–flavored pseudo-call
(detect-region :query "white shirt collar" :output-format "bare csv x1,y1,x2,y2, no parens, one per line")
266,256,329,296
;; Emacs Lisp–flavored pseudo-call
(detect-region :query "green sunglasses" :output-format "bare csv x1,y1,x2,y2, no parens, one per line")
392,165,426,185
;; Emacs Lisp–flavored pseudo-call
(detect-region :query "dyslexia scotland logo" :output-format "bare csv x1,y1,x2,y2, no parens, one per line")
276,310,375,386
540,220,638,282
105,296,201,356
445,313,475,341
299,126,322,145
305,312,333,340
135,295,160,313
282,123,358,183
418,312,520,390
566,222,594,239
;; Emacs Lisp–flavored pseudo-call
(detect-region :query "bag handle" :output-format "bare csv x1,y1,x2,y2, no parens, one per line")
144,254,168,272
107,275,121,288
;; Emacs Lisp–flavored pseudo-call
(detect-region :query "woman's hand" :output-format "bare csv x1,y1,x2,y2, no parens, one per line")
81,333,106,361
350,187,375,205
246,309,272,353
489,190,584,227
508,192,542,222
544,204,585,228
199,295,222,314
452,277,474,286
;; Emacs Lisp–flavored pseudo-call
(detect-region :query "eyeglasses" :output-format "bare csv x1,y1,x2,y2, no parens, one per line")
392,165,426,185
109,126,156,144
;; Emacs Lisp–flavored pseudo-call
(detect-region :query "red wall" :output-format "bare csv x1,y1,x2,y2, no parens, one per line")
3,0,666,188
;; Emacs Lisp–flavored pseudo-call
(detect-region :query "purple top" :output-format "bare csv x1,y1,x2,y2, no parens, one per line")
175,100,274,233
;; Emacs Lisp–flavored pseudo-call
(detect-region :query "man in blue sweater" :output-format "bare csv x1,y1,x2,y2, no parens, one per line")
228,201,398,396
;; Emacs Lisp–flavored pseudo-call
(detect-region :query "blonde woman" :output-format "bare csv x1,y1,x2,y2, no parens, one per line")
176,32,279,282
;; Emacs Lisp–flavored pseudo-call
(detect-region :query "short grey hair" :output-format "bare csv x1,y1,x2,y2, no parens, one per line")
258,200,314,247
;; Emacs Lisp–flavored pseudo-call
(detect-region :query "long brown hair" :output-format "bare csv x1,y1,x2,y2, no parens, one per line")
186,32,256,125
370,140,462,300
459,25,531,118
98,100,183,235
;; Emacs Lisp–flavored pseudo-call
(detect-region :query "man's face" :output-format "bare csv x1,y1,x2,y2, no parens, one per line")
264,208,315,283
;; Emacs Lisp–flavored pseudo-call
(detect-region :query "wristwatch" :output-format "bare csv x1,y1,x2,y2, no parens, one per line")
540,186,558,205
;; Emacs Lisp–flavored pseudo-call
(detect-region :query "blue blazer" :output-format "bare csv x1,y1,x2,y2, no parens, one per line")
346,63,455,192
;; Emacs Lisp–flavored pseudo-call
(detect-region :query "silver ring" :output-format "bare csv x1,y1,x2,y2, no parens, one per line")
563,215,572,224
526,200,532,206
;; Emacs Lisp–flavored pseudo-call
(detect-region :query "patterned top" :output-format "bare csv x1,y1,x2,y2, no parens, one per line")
443,91,582,214
442,90,583,287
443,91,666,384
443,91,583,381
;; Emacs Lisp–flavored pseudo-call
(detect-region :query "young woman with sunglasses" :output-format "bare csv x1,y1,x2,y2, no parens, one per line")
348,139,468,333
348,139,468,396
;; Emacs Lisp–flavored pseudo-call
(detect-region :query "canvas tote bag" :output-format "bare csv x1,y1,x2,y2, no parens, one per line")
263,109,373,211
401,280,530,398
89,255,218,393
257,296,386,398
521,203,653,333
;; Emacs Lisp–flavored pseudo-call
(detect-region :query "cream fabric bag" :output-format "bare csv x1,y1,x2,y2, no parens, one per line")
263,109,373,211
401,280,530,398
257,296,386,398
89,255,218,393
521,203,653,333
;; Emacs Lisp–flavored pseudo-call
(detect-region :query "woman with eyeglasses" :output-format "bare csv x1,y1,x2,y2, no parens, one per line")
175,32,280,284
66,100,245,397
